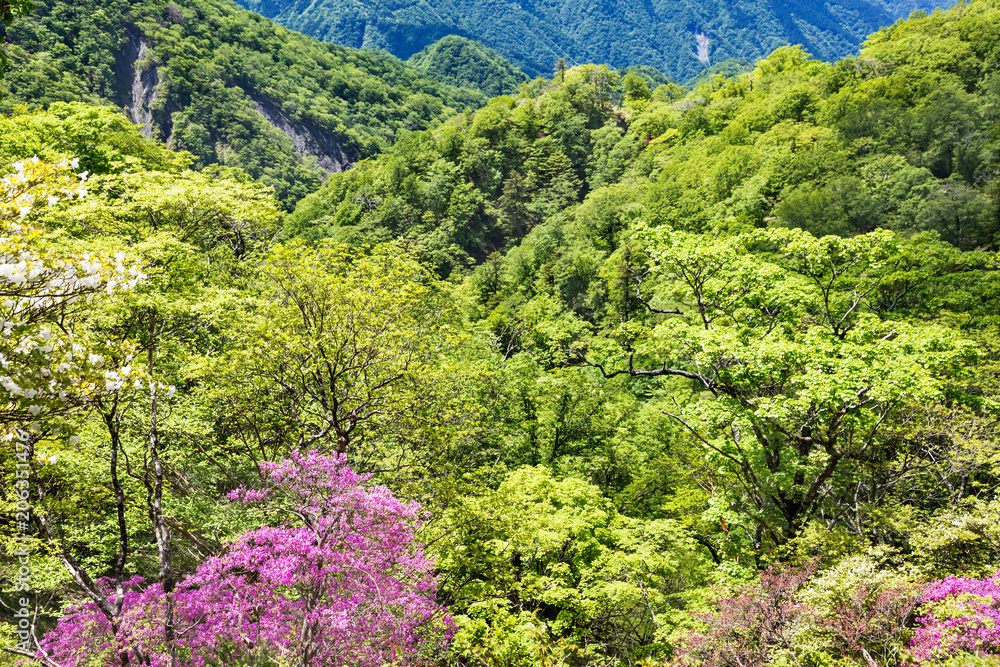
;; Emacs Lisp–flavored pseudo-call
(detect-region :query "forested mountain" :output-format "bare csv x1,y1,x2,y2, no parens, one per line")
5,0,1000,666
0,0,485,207
407,36,528,98
286,1,1000,271
234,0,942,81
278,4,1000,658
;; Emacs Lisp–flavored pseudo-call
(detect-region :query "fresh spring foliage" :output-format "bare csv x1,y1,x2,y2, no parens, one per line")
264,2,1000,661
1,0,485,208
5,1,1000,666
283,62,633,273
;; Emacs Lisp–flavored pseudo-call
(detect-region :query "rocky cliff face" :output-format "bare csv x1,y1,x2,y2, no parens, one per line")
115,30,161,139
113,28,352,175
250,94,353,173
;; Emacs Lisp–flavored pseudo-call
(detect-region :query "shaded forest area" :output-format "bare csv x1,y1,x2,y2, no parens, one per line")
235,0,938,80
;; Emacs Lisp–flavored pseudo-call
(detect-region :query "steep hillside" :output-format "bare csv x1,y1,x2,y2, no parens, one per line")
407,35,528,97
1,0,485,206
234,0,942,81
285,0,1000,277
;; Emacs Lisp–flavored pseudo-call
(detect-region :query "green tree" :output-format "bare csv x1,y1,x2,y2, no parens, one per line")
555,57,568,83
575,228,970,552
622,72,652,105
208,241,457,463
436,466,711,664
0,0,32,73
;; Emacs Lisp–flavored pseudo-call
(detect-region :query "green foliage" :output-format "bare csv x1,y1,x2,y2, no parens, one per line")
620,65,672,91
622,73,651,105
910,499,1000,579
283,73,626,274
436,466,712,663
8,3,1000,666
595,227,972,550
205,239,456,463
234,0,931,81
0,0,485,208
0,102,191,174
287,0,1000,292
0,0,33,73
275,12,1000,661
407,35,528,98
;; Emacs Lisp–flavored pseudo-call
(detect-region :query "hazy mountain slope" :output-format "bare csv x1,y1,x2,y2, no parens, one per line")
876,0,940,14
407,36,528,97
234,0,943,80
1,0,485,206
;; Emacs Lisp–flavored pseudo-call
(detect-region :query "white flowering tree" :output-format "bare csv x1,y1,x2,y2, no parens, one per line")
3,158,282,666
0,157,148,658
0,157,144,429
0,100,282,664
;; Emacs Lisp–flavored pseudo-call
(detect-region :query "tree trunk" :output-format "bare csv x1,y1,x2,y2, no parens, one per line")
146,313,176,667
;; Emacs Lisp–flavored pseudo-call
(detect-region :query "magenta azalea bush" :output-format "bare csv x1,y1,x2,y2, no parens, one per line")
908,571,1000,664
671,563,816,667
672,559,918,667
37,452,453,666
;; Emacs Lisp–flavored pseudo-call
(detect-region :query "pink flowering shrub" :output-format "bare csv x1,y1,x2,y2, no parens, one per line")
672,558,919,667
797,555,919,667
671,563,816,667
908,571,1000,664
808,579,917,666
38,452,453,666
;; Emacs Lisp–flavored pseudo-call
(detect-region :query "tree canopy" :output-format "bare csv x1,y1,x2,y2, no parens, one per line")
5,1,1000,666
1,0,486,208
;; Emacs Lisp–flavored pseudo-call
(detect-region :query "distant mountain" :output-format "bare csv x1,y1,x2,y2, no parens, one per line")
407,36,528,97
1,0,484,207
233,0,943,81
876,0,940,14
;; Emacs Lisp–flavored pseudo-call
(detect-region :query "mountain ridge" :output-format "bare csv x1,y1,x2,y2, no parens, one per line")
1,0,486,206
234,0,943,81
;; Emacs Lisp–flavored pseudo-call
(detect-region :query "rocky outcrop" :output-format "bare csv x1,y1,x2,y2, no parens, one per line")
112,29,351,173
250,94,353,173
695,33,710,65
115,30,161,138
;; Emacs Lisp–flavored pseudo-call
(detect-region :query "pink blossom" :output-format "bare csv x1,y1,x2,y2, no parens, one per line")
38,453,453,666
908,571,1000,663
